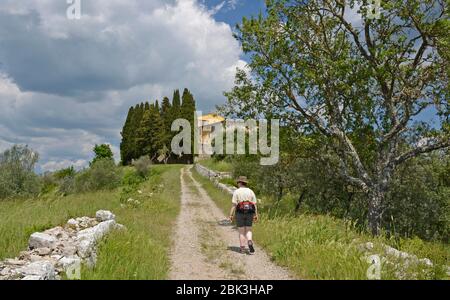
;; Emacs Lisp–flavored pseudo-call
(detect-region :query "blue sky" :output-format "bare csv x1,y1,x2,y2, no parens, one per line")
0,0,266,171
205,0,265,26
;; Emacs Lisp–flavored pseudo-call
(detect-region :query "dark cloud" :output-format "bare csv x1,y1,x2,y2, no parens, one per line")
0,0,246,171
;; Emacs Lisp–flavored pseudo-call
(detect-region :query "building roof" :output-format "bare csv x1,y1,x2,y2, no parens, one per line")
198,113,225,125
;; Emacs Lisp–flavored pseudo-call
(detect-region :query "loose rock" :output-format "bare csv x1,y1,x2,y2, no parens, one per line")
29,233,57,250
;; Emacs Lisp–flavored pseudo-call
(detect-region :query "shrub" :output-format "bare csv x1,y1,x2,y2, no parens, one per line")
54,166,76,180
59,176,76,195
74,159,122,193
92,144,114,165
40,172,59,194
122,168,144,188
132,156,152,178
0,145,41,199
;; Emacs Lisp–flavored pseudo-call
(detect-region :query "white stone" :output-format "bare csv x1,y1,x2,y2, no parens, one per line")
0,267,11,276
76,239,95,258
17,261,56,280
4,259,26,266
364,242,374,251
29,232,57,249
22,275,43,280
30,255,44,262
114,224,126,231
59,256,81,270
61,245,78,256
419,258,433,267
96,210,115,222
36,247,52,256
67,218,78,229
77,220,117,243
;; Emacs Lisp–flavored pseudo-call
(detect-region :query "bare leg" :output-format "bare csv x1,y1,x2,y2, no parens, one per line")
238,227,247,248
245,227,253,242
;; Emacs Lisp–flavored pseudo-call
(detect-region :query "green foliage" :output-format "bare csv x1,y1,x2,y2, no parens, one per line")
122,167,145,188
120,106,136,165
223,0,449,235
54,166,76,180
132,156,152,178
74,159,122,193
92,144,114,165
192,166,449,280
120,88,196,165
0,165,182,279
0,145,41,199
198,157,233,173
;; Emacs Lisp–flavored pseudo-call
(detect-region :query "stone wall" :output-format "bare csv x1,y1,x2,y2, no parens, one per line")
0,210,124,280
194,163,236,195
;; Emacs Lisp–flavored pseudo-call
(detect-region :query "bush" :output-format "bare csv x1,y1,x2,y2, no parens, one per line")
122,168,145,188
40,172,59,194
54,166,76,180
74,159,122,193
58,176,76,195
0,145,41,199
132,156,152,178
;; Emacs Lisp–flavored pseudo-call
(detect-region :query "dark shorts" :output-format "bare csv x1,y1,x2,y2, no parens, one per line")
235,212,255,228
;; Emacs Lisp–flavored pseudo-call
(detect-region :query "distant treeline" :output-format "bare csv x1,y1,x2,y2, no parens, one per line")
120,88,196,165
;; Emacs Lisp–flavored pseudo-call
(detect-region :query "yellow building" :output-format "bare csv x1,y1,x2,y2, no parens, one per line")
197,113,225,156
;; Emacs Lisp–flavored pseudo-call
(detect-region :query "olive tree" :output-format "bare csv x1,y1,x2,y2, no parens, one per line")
0,145,41,198
224,0,449,235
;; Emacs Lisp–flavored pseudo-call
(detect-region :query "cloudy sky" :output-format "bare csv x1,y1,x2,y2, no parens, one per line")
0,0,265,172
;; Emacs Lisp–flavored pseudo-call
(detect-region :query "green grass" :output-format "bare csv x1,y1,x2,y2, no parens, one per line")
0,164,183,280
192,167,449,280
197,158,233,173
191,167,231,214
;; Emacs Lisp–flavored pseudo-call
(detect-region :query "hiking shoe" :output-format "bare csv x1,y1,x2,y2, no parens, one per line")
248,241,255,254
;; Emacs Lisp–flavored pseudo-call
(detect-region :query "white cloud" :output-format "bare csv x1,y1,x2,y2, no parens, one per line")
41,159,89,173
208,1,226,15
0,0,246,171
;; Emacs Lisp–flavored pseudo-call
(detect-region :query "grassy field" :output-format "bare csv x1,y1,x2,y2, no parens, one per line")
0,164,182,280
191,167,449,280
197,158,233,173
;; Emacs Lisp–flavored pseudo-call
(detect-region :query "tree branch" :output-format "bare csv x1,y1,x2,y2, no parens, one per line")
392,138,450,166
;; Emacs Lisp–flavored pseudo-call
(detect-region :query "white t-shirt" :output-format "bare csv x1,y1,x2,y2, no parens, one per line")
232,187,257,205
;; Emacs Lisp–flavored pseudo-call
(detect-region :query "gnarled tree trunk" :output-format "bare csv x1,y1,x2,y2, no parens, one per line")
368,185,385,236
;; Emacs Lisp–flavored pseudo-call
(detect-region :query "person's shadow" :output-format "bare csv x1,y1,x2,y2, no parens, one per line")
227,246,242,254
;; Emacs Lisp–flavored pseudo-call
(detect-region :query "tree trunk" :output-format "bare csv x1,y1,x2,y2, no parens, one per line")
294,190,306,212
368,186,384,236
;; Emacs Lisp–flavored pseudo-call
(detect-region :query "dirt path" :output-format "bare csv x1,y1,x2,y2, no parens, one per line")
168,166,294,280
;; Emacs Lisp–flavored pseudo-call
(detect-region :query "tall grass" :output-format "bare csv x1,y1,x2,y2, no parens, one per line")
191,167,449,280
197,158,233,173
0,165,182,280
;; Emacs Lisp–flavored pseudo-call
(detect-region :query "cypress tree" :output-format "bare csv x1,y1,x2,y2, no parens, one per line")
120,89,196,164
132,103,145,159
181,88,197,160
171,89,181,120
120,106,135,165
161,97,172,149
148,102,165,158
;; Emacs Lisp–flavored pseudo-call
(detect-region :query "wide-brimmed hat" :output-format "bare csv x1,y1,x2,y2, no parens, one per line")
236,176,249,184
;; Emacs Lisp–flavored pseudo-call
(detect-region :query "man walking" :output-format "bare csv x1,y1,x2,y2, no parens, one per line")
229,176,258,254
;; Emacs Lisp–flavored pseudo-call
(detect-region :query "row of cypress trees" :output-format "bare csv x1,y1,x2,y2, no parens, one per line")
120,88,196,165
